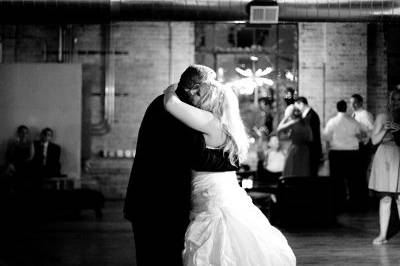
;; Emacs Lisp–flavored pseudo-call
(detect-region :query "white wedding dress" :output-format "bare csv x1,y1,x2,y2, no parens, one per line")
183,171,296,266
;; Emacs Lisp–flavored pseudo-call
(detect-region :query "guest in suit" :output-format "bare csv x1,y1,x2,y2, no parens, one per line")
32,127,61,179
294,97,322,177
123,65,237,266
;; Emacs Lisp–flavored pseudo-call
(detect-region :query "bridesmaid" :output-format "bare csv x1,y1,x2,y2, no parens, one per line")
368,89,400,245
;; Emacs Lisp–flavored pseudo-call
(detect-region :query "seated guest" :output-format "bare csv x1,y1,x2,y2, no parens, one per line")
32,127,61,178
3,125,34,189
257,134,286,184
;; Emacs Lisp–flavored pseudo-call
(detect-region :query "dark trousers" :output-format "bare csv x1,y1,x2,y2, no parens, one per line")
132,220,185,266
257,161,282,184
329,150,362,212
309,146,322,177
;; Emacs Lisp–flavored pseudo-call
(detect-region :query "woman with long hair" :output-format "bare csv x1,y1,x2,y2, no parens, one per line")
368,89,400,245
164,80,296,266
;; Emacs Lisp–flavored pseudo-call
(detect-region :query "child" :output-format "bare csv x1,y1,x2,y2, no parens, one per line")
258,134,286,183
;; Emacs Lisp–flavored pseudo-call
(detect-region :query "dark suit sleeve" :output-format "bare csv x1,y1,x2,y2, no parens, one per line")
310,111,322,158
189,132,238,172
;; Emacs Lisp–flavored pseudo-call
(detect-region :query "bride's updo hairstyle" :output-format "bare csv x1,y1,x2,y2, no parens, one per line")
195,80,249,165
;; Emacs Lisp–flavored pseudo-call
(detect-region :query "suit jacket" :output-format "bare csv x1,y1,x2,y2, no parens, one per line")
304,108,322,161
123,95,237,228
32,140,61,177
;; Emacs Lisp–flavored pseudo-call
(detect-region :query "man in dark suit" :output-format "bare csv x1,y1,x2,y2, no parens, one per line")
123,65,237,266
295,97,322,177
32,127,61,179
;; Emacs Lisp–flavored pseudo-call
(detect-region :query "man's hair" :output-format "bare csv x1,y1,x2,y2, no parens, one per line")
337,100,347,112
17,125,28,134
291,107,303,119
286,87,295,95
176,65,215,102
295,96,308,105
41,127,54,137
351,94,363,104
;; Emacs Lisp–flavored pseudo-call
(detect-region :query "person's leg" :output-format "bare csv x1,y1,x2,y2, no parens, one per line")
133,220,186,266
396,195,400,224
329,151,345,213
373,195,392,244
359,142,371,202
346,150,363,210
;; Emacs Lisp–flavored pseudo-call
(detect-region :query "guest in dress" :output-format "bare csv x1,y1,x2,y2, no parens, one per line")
278,108,312,177
368,89,400,245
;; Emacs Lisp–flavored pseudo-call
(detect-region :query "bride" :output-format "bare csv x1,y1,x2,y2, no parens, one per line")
164,79,296,266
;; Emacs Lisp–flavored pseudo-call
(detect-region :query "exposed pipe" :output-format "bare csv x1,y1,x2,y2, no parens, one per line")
0,0,249,23
278,0,400,22
0,0,400,23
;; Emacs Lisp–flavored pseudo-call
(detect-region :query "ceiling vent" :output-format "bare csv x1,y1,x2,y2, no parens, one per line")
249,5,279,24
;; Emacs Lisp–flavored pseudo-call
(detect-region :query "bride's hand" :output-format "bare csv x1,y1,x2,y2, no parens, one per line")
390,121,400,132
163,84,178,106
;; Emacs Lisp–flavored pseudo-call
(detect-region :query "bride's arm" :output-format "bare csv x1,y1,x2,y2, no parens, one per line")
163,84,217,136
277,116,297,132
371,113,388,145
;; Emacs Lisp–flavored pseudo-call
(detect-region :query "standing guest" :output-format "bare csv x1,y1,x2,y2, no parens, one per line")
257,97,274,136
294,97,323,177
323,100,363,212
32,127,61,179
350,94,374,202
283,87,296,119
278,108,312,177
368,89,400,245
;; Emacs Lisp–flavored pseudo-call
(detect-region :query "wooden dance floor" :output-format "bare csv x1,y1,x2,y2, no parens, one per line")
0,201,399,265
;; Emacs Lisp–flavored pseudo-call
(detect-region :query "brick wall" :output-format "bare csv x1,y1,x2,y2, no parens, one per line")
299,23,367,127
367,23,388,116
78,22,195,199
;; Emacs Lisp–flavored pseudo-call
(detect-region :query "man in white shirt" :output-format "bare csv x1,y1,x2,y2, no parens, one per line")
350,94,374,206
350,94,374,142
323,100,364,213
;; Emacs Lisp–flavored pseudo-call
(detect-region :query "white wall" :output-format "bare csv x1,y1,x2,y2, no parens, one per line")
0,63,82,179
